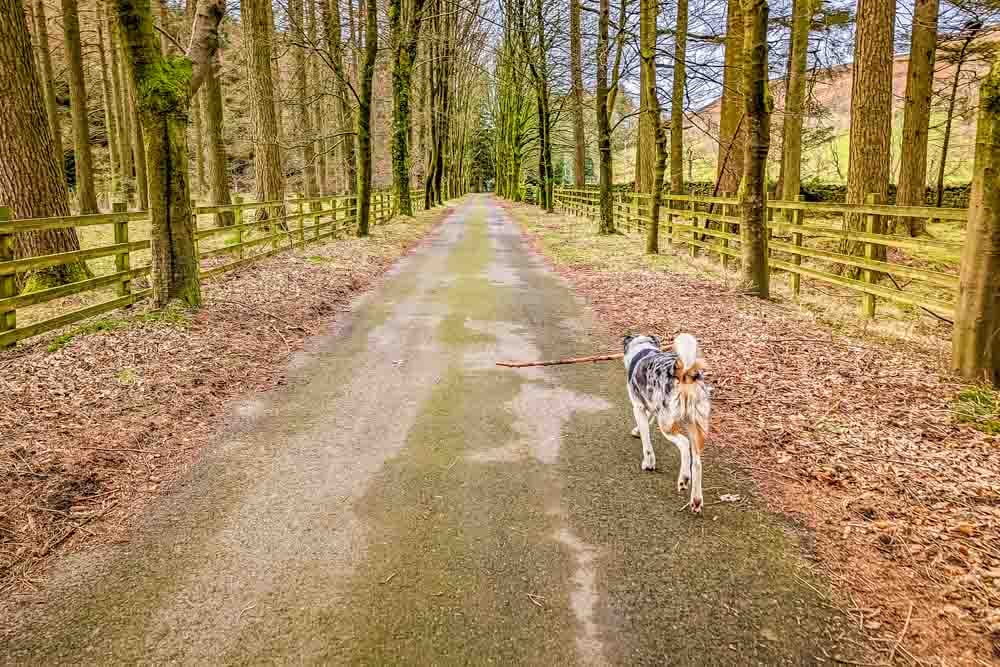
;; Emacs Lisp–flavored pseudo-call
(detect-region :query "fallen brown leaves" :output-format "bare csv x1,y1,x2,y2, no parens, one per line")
511,203,999,666
0,209,450,633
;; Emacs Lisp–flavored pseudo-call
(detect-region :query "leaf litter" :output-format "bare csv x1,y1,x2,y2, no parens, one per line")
0,208,452,635
508,201,999,666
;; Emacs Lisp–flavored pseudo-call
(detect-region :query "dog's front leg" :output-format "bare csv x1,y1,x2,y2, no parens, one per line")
632,405,656,470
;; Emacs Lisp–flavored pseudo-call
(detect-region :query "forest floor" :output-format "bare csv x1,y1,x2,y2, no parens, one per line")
3,196,867,664
504,200,1000,665
0,203,451,632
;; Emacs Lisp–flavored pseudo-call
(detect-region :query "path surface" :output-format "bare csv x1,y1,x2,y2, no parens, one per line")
6,197,859,665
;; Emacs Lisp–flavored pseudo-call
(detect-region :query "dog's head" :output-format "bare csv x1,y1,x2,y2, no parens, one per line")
622,334,661,354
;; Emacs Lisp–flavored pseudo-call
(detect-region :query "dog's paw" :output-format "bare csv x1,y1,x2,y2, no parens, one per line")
677,475,690,493
631,426,640,439
690,496,703,513
641,454,656,470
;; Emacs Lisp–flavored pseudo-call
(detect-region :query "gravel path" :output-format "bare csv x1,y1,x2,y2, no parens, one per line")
5,196,861,665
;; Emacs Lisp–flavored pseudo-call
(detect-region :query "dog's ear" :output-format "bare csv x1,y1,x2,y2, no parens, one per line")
650,335,662,349
622,334,635,351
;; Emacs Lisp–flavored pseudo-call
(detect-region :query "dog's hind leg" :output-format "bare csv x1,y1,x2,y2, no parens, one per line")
631,412,654,438
687,423,707,513
658,417,691,494
633,405,656,470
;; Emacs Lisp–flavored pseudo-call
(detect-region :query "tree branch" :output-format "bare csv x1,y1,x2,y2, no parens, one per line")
186,0,226,96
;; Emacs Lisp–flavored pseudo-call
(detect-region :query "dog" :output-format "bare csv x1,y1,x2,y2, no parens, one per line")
622,333,710,513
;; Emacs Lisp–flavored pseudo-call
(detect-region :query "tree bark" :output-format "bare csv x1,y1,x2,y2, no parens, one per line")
390,0,427,216
185,0,206,196
640,0,665,253
669,0,687,194
109,13,134,202
356,0,377,235
61,0,99,213
115,0,225,307
896,0,938,235
844,0,894,262
201,52,233,226
323,0,356,194
309,0,328,194
952,59,1000,384
779,0,811,203
570,0,585,186
935,30,978,208
125,55,150,209
292,0,318,198
243,0,286,218
635,0,656,195
596,0,614,234
0,0,89,289
33,0,65,181
97,1,121,195
717,0,744,194
740,0,770,298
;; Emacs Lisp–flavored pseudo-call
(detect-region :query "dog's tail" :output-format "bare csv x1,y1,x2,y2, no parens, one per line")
674,333,699,371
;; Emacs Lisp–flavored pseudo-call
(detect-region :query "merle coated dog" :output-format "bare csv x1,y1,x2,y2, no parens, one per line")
623,334,710,512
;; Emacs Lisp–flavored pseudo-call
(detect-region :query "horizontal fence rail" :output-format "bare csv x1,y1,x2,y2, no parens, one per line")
552,186,965,320
0,190,425,348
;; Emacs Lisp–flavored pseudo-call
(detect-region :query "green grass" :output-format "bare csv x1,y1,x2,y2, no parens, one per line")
953,386,1000,434
306,255,334,264
47,318,126,352
45,304,191,353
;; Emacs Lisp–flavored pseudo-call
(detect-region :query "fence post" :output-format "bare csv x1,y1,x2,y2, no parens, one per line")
232,194,245,260
791,195,803,297
689,199,698,258
861,193,880,318
721,195,731,270
113,199,131,297
0,207,14,349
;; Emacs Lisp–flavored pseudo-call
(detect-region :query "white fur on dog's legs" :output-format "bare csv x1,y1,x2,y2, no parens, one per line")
665,434,691,493
633,406,656,470
631,426,640,438
690,446,703,512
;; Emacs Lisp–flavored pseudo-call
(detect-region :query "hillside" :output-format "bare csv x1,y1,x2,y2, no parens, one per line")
615,42,989,187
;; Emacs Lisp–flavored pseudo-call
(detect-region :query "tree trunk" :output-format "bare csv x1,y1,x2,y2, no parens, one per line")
779,0,811,203
97,1,120,195
935,33,977,208
243,0,285,218
390,0,426,217
0,0,89,289
843,0,894,262
717,0,744,194
596,0,614,234
186,0,206,196
669,0,687,194
291,0,318,199
356,0,377,235
309,0,328,194
952,59,1000,384
635,0,655,195
61,0,99,213
201,53,234,226
896,0,938,235
570,0,585,186
115,0,225,308
33,0,65,181
126,59,150,209
640,0,665,253
323,0,356,194
740,0,771,298
109,13,134,202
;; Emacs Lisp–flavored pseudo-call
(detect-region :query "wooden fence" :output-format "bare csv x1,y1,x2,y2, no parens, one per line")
553,186,965,320
0,190,423,348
